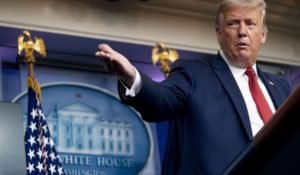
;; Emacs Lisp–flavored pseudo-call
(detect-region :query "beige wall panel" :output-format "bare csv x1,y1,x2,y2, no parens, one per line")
0,0,299,65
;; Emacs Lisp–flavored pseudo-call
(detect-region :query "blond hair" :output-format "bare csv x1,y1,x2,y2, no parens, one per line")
215,0,267,30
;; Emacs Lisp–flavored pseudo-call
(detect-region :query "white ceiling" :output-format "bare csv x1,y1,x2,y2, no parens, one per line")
100,0,300,36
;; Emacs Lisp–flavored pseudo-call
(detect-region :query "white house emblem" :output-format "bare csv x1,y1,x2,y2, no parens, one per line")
13,83,152,175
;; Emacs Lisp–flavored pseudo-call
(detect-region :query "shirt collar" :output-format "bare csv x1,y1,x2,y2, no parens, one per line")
219,49,258,79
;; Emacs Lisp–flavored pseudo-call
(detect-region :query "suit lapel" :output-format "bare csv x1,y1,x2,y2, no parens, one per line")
257,67,283,109
212,54,253,139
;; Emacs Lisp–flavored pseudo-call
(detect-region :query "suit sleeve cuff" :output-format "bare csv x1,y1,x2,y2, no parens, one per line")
121,67,142,97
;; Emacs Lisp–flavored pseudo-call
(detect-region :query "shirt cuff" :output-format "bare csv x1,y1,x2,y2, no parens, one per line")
123,67,142,97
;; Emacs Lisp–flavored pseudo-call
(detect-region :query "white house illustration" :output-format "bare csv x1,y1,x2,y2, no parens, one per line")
46,102,134,156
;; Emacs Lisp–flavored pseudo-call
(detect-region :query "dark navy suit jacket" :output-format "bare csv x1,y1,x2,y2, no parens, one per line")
119,54,291,175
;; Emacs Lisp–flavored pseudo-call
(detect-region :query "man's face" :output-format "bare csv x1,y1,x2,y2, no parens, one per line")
216,5,267,68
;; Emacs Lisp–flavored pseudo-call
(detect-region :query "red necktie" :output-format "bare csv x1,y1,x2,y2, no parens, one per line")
245,67,272,124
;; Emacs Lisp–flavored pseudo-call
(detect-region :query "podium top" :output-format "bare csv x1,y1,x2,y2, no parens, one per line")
223,85,300,175
254,85,300,148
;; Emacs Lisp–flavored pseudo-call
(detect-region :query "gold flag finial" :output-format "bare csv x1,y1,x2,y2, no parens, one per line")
18,30,46,76
151,42,179,77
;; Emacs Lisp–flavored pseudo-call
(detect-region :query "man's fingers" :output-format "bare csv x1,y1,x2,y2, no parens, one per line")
98,44,114,55
95,50,113,72
96,44,134,81
95,51,112,60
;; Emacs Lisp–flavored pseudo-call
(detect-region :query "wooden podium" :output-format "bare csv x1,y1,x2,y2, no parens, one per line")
223,86,300,175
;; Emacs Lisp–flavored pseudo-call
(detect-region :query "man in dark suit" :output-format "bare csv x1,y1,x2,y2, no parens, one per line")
95,0,291,174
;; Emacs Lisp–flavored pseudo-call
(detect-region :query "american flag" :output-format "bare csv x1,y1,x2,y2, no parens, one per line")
24,75,64,175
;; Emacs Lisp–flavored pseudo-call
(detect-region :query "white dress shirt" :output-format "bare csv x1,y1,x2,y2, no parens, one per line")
220,50,275,136
124,51,276,136
124,67,142,97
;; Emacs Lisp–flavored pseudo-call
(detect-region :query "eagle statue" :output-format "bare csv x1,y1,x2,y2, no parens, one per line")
18,30,46,63
152,42,179,77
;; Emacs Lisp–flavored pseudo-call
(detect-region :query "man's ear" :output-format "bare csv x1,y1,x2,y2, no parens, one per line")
216,26,222,45
261,26,268,44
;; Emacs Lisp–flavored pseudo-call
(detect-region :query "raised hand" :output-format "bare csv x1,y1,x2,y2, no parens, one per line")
95,44,136,87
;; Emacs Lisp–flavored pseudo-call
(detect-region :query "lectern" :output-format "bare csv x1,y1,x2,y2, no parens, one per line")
0,102,26,175
223,86,300,175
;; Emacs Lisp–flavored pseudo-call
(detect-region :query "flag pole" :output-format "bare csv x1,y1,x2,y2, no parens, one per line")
18,30,65,175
